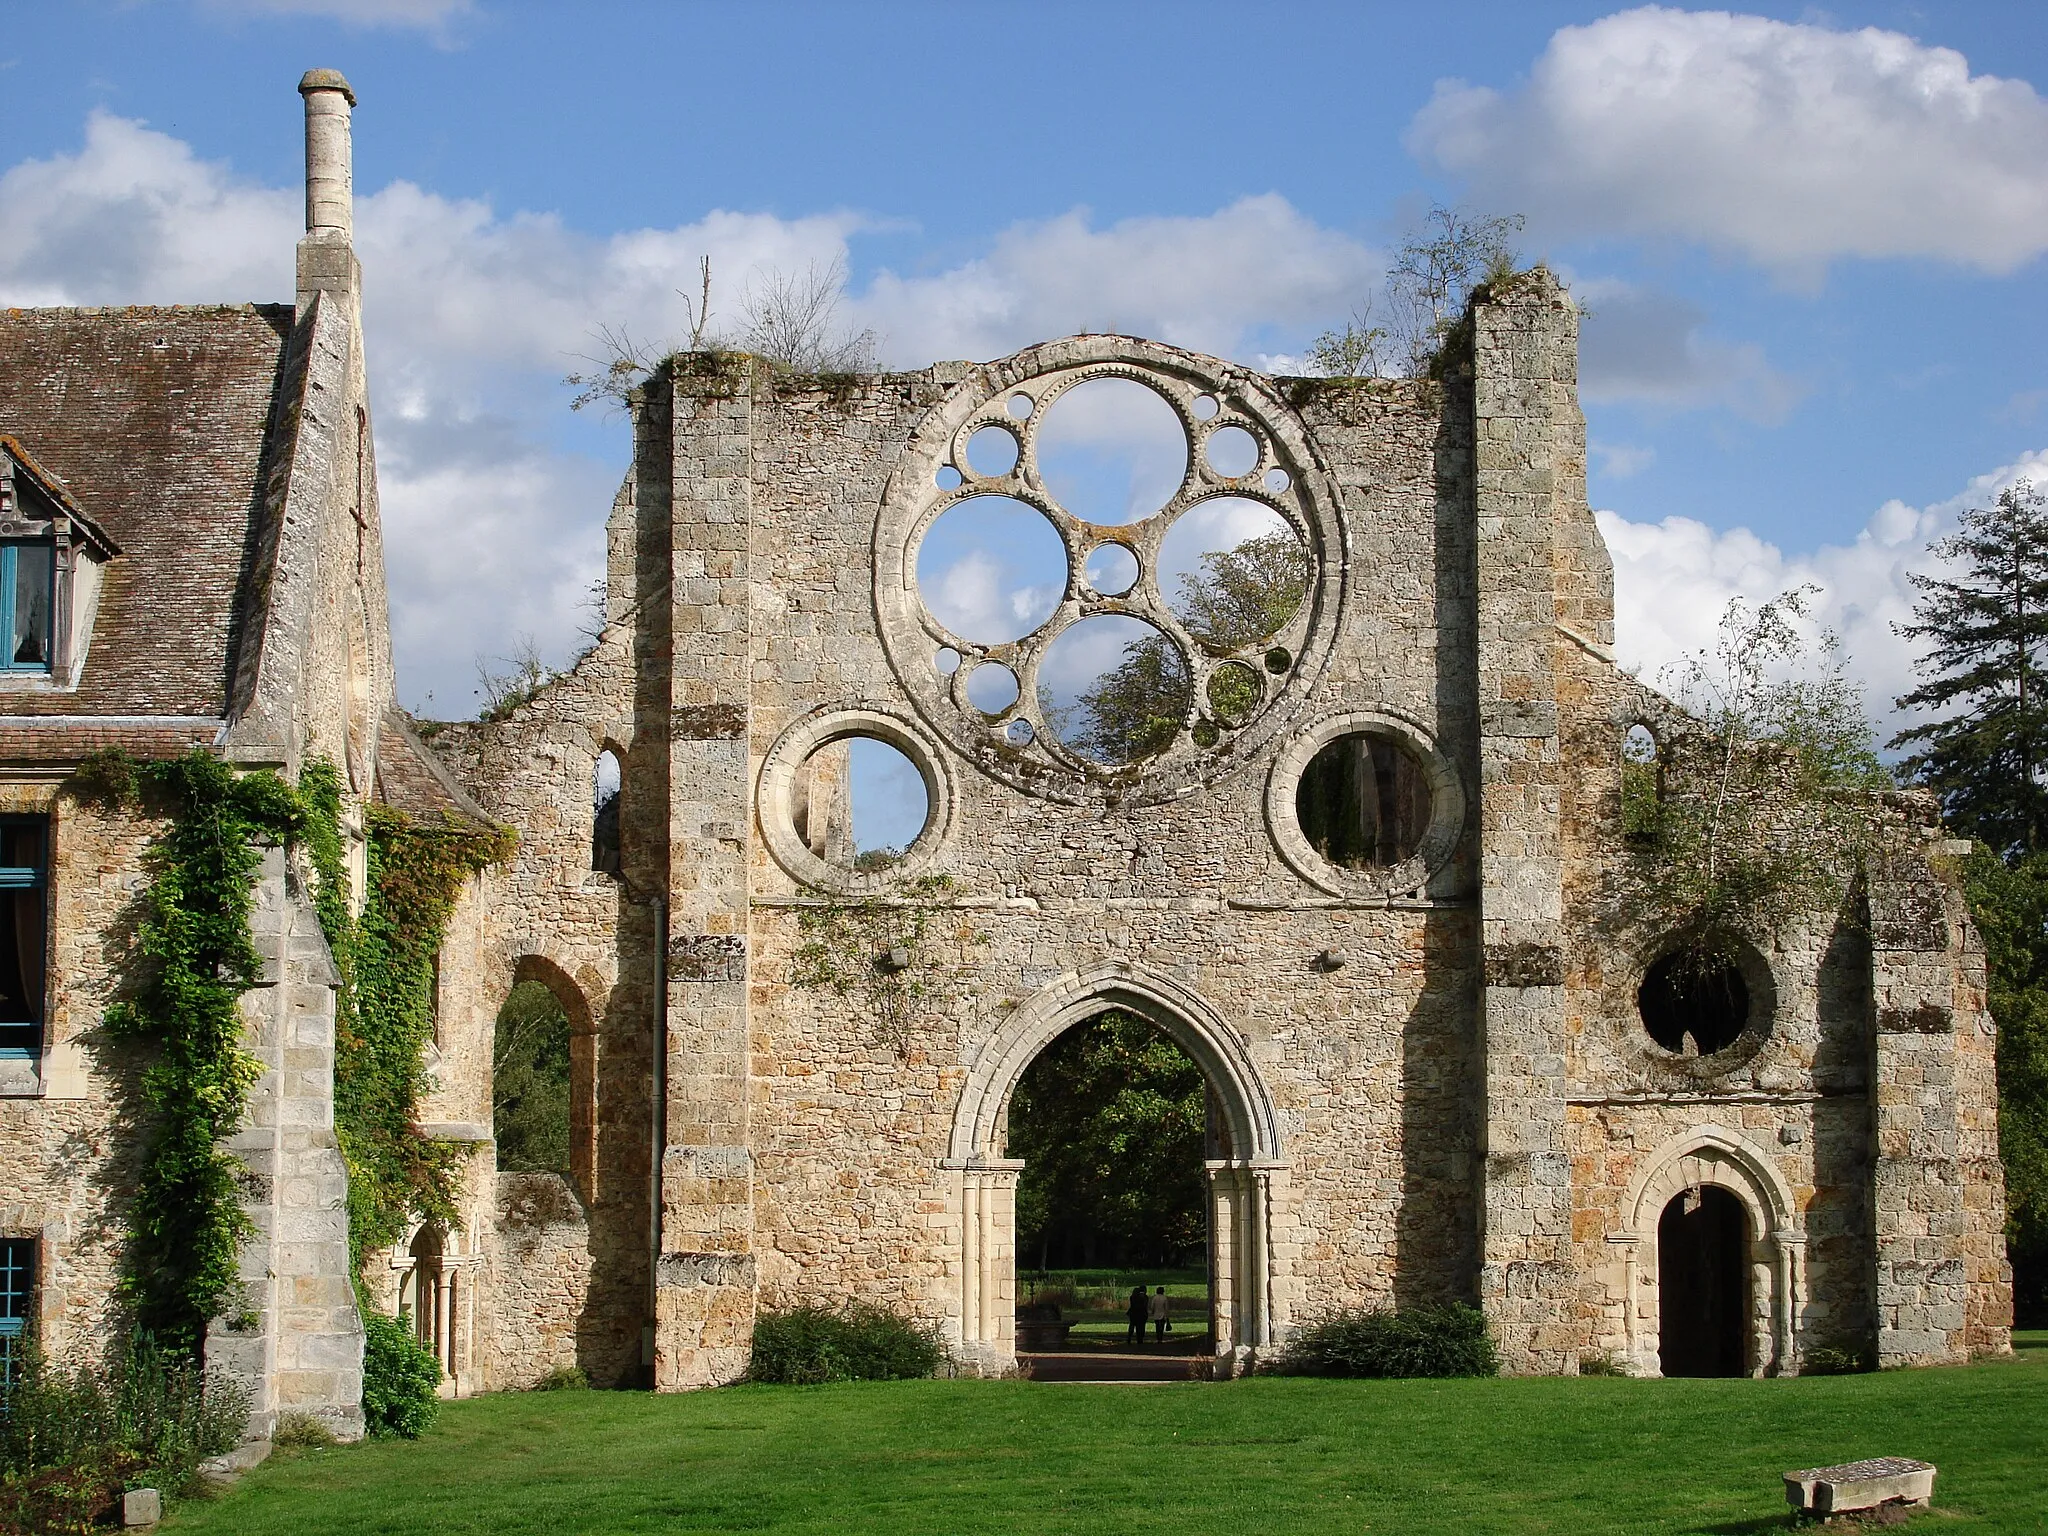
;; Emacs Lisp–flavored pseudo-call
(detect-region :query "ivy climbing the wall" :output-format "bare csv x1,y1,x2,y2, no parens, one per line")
299,758,515,1270
75,749,304,1358
791,874,981,1058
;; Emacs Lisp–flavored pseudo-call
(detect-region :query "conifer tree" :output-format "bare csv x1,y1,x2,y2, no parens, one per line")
1892,480,2048,854
1896,480,2048,1324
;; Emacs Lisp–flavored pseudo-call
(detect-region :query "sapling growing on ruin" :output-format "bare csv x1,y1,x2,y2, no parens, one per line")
1620,586,1887,969
1306,205,1525,379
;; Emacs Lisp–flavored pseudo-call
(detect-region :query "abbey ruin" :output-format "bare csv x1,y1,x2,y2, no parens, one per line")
0,74,2011,1431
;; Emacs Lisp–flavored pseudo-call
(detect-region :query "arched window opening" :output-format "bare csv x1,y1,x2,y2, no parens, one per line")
592,749,622,878
1295,731,1433,869
1638,951,1750,1056
1007,1010,1213,1369
494,980,572,1176
1657,1185,1749,1377
1622,723,1662,840
400,1226,454,1375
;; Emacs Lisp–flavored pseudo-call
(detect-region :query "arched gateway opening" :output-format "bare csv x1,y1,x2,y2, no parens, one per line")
1620,1127,1806,1378
1008,1011,1213,1363
946,964,1283,1377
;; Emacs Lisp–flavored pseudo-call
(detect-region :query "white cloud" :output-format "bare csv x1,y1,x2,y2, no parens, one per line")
0,112,295,304
1591,441,1655,480
1574,277,1804,423
1602,448,2048,745
0,113,1384,710
854,196,1381,367
1409,7,2048,278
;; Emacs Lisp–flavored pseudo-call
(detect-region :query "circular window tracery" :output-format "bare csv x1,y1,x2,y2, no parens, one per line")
875,337,1345,804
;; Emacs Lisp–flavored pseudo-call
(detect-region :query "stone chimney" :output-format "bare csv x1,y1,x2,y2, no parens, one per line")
296,69,360,314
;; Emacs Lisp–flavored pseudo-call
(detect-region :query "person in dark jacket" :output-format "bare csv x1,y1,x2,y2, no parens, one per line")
1126,1284,1148,1346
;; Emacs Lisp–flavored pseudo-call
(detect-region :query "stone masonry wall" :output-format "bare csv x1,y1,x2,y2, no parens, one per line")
0,783,156,1367
437,283,2006,1385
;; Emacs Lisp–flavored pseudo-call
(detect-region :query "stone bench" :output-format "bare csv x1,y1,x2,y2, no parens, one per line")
1784,1458,1936,1517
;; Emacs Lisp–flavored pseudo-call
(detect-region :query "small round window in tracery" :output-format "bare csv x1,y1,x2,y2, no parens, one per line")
874,336,1341,803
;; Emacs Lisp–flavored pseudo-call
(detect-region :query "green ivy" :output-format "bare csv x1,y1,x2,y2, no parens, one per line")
71,747,512,1359
791,875,978,1058
299,760,514,1270
81,749,305,1357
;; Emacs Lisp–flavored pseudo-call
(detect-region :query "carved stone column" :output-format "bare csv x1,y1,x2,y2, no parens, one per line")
946,1158,1021,1375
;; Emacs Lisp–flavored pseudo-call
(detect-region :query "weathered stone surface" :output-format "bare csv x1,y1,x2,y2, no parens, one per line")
121,1487,162,1528
1784,1457,1936,1514
435,275,2006,1389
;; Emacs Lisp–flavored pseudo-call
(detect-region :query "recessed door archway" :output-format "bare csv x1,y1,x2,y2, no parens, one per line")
1619,1126,1805,1377
944,961,1286,1377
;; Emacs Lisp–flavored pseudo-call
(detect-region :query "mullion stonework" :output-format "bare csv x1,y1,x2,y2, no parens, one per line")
434,273,2009,1387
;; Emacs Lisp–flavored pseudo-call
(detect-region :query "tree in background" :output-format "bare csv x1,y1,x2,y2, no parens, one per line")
1893,481,2048,856
1959,851,2048,1325
492,981,571,1175
1049,635,1190,765
1894,481,2048,1324
1172,529,1308,650
1053,530,1307,763
1008,1011,1208,1271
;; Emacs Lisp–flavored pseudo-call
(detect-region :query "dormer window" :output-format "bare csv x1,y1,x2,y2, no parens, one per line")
1,543,53,672
0,439,119,688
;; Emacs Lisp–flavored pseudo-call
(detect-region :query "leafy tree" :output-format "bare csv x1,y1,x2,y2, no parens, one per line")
1170,529,1308,649
1050,530,1306,763
1008,1011,1208,1271
1892,480,2048,856
1623,587,1886,967
1046,633,1190,765
1306,205,1525,379
1892,485,2048,1319
1961,850,2048,1325
492,981,571,1175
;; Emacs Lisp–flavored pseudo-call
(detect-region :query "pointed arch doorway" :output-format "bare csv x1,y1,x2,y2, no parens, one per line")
944,963,1286,1377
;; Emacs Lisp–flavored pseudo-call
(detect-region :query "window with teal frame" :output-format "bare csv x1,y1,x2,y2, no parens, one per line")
0,542,53,672
0,1237,30,1390
0,818,46,1056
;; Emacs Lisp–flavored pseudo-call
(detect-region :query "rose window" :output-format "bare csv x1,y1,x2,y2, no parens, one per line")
874,337,1343,804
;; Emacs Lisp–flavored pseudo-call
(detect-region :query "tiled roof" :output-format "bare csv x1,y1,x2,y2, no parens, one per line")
0,718,222,766
375,706,490,824
0,305,297,719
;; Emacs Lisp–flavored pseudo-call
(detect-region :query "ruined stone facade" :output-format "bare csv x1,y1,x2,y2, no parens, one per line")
0,72,2012,1432
436,286,2011,1386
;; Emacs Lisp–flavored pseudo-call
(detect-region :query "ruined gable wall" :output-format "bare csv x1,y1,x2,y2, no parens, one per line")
660,345,1487,1365
427,470,663,1390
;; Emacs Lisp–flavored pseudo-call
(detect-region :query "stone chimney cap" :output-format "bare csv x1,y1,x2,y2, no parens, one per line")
298,69,356,106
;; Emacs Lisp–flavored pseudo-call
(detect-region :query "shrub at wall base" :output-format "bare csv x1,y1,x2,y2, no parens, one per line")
361,1313,440,1439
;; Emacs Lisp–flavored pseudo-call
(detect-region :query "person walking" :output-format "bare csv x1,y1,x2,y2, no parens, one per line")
1148,1285,1172,1343
1125,1284,1147,1347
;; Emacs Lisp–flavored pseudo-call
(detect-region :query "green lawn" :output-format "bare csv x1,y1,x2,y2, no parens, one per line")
168,1343,2048,1536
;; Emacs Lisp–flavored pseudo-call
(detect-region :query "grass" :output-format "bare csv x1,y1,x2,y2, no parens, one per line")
165,1346,2048,1536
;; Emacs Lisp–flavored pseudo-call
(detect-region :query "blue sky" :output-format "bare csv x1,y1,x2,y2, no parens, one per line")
3,0,2046,783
